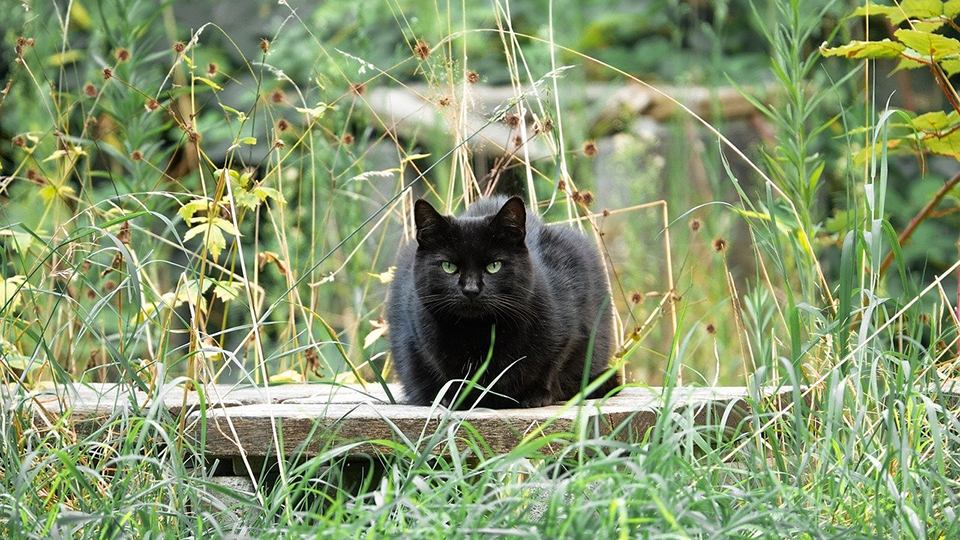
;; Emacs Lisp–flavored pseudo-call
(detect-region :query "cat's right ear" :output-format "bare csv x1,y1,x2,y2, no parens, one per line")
414,199,449,246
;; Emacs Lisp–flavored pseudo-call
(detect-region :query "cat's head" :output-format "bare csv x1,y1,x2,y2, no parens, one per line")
412,197,534,320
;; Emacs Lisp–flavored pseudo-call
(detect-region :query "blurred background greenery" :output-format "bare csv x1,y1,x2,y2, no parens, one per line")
0,0,956,389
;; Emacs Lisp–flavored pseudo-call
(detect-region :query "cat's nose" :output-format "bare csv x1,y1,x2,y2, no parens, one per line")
461,281,481,299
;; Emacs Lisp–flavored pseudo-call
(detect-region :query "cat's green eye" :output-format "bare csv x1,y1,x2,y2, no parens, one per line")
485,261,502,274
440,261,458,274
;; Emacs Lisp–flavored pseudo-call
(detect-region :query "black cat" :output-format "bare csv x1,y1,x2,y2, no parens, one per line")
386,196,618,408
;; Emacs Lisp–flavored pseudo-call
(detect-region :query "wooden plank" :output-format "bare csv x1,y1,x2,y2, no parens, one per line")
19,383,797,456
190,386,789,457
29,382,383,425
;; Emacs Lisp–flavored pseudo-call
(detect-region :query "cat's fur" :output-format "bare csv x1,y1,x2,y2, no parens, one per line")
386,196,618,408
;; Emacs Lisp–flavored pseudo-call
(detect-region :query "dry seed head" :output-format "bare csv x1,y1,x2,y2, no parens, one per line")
706,323,716,334
513,135,523,148
571,190,583,203
630,291,642,304
414,39,431,60
12,135,25,148
25,169,39,182
583,140,598,158
689,218,702,232
130,150,143,162
602,208,610,217
260,38,270,54
206,62,218,77
276,118,290,132
145,98,160,112
115,48,130,62
713,237,727,252
117,222,131,244
580,191,594,206
83,83,97,98
173,41,186,54
504,113,521,129
273,139,285,149
341,133,355,145
438,96,451,107
104,281,117,292
270,90,285,104
466,70,479,84
187,129,200,143
557,179,567,192
350,83,365,96
102,67,113,81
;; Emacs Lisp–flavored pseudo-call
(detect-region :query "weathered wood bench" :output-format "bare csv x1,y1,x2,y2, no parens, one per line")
27,383,796,461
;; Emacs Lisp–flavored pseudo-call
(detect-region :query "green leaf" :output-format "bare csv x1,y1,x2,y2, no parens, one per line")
821,39,905,59
238,137,257,145
895,29,960,60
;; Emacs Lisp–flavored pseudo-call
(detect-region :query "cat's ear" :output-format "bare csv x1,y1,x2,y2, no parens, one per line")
414,199,449,246
490,196,526,244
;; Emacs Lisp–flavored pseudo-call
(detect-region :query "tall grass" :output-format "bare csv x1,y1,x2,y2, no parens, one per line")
2,0,959,538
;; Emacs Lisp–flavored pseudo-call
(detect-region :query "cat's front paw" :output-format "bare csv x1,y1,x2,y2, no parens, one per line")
519,395,556,408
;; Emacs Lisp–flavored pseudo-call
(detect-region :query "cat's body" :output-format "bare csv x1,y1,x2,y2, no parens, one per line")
386,196,617,408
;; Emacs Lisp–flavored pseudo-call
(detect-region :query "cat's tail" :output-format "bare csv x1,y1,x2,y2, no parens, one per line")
587,370,622,400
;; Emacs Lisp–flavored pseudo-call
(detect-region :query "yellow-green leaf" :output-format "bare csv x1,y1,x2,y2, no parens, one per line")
184,221,227,260
363,319,389,350
211,217,240,237
269,369,304,384
821,39,905,59
233,188,261,211
911,111,960,132
368,266,396,284
178,199,210,222
948,0,960,17
211,280,242,303
401,153,431,165
295,102,331,118
0,230,35,253
895,29,960,60
47,50,84,67
252,186,285,204
941,58,960,77
194,76,222,91
1,275,28,309
38,184,75,202
923,130,960,159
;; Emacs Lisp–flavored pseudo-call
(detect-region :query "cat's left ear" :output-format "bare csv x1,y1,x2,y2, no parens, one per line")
490,197,526,244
